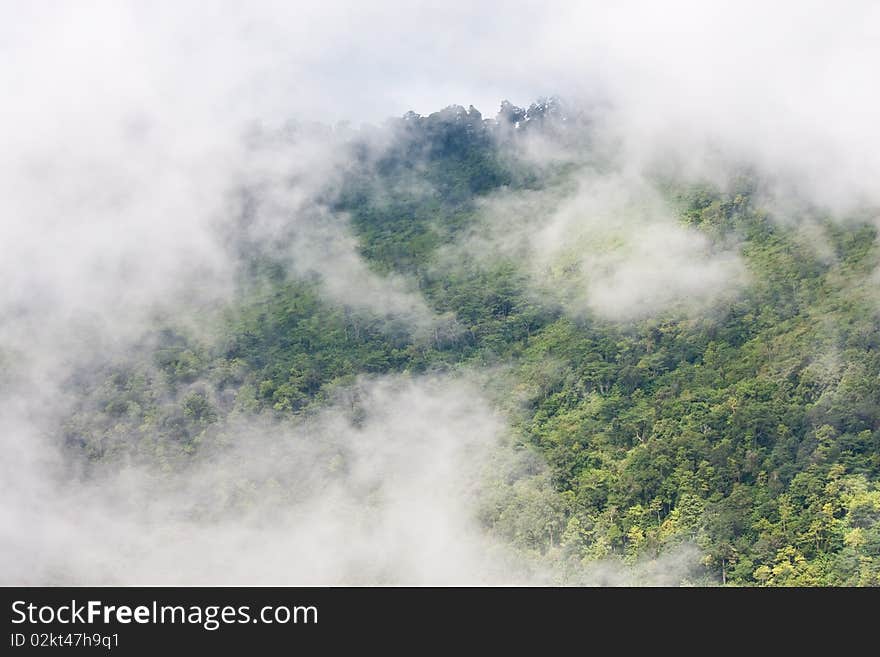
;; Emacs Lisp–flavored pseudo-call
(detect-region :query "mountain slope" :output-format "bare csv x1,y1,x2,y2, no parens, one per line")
50,101,880,585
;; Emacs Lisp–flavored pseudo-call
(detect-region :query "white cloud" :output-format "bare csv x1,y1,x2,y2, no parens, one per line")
457,171,747,321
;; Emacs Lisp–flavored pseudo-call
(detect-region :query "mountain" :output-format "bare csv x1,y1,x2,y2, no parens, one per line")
28,100,880,585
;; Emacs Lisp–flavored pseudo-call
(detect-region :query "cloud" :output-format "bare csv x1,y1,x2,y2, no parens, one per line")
0,375,509,584
232,124,443,334
450,170,747,321
0,2,472,585
0,370,703,585
3,2,875,342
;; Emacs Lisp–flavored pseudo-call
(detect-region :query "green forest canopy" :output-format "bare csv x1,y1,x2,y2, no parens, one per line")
59,101,880,586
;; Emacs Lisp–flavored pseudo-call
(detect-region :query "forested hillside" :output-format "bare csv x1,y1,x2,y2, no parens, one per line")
52,100,880,586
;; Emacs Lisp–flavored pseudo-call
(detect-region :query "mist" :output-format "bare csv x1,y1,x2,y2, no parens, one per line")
447,170,748,322
2,375,509,585
3,1,876,586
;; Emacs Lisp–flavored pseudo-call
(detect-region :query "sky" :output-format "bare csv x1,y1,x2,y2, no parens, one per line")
4,1,878,216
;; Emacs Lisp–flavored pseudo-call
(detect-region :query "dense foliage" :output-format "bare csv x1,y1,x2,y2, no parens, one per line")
61,100,880,585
